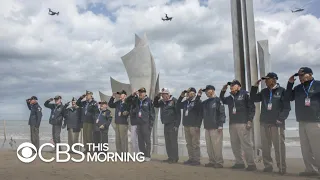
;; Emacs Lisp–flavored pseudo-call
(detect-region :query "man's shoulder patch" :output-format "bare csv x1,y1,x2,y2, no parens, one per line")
38,107,42,112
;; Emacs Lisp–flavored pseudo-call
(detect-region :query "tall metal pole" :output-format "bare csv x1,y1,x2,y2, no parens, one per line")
230,0,246,86
241,0,251,89
244,0,262,155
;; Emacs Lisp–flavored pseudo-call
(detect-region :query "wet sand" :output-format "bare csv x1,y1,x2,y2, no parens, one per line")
0,150,318,180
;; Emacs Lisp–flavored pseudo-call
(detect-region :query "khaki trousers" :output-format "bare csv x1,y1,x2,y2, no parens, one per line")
184,126,200,162
299,122,320,173
115,124,128,153
229,124,255,165
30,126,39,150
260,124,286,170
68,128,80,148
205,129,223,165
83,122,93,151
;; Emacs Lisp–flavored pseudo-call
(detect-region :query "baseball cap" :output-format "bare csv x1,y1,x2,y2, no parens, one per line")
187,87,196,93
228,80,241,87
98,101,108,105
159,88,170,94
30,96,38,100
116,90,127,95
54,95,62,100
202,85,215,92
86,90,93,95
298,67,313,75
261,72,278,80
138,87,146,93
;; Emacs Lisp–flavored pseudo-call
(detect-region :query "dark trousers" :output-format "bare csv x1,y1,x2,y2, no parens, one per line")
52,125,62,144
30,126,39,150
164,123,179,161
93,129,109,152
137,122,152,158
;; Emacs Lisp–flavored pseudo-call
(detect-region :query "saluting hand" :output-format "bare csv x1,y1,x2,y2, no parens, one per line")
49,98,54,101
254,79,262,87
112,92,117,98
81,94,86,98
222,84,228,91
288,75,296,83
180,91,186,97
197,89,202,96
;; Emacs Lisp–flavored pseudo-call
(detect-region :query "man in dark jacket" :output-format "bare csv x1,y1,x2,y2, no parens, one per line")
93,101,112,152
251,72,290,174
126,87,155,162
26,96,42,150
108,90,130,153
198,85,226,168
63,97,81,151
177,87,202,166
286,67,320,177
220,80,256,171
154,88,180,163
44,95,66,151
76,91,99,153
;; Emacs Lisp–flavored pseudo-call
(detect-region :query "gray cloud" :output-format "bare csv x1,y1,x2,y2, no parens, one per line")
0,0,320,120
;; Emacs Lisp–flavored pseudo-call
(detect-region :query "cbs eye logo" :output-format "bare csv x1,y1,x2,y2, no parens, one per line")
16,142,38,163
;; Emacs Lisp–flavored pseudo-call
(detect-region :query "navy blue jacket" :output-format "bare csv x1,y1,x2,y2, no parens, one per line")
201,97,226,129
154,96,181,127
126,95,155,126
44,101,66,126
177,95,202,127
251,84,291,125
76,98,99,124
27,102,42,128
220,90,255,124
108,97,130,125
286,79,320,122
94,109,112,131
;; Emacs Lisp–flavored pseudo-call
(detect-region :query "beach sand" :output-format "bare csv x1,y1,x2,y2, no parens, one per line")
0,150,318,180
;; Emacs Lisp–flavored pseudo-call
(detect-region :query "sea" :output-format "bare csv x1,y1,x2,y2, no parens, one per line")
0,118,302,159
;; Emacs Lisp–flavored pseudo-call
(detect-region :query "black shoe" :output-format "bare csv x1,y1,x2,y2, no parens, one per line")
190,161,201,166
246,165,257,171
205,163,215,167
183,160,193,165
214,164,223,168
263,167,273,172
278,169,286,175
298,171,319,176
231,164,245,169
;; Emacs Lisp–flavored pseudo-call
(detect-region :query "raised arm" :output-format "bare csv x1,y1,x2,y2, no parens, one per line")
250,86,262,102
153,95,164,108
108,96,117,108
26,100,31,110
44,99,55,109
76,95,85,107
219,84,228,104
285,81,295,101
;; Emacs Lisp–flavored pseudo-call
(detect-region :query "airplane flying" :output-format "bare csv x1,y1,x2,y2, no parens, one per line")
162,13,173,21
48,8,59,16
291,8,304,13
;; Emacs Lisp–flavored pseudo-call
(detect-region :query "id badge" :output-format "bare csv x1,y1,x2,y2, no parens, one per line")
138,111,142,117
185,110,189,116
96,119,99,123
232,107,236,114
51,115,54,119
267,103,272,110
305,98,311,107
118,112,121,116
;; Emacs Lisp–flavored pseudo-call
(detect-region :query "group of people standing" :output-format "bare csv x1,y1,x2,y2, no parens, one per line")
26,66,320,177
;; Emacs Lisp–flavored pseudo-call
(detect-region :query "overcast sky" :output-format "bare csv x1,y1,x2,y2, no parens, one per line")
0,0,319,120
